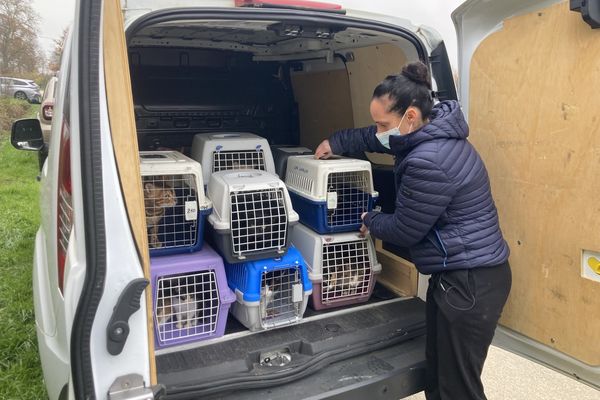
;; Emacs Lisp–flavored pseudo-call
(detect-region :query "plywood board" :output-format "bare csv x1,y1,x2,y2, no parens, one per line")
346,44,408,166
469,1,600,364
103,0,157,383
291,69,354,151
375,240,418,297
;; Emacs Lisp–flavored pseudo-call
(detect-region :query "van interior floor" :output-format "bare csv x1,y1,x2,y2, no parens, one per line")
156,285,426,399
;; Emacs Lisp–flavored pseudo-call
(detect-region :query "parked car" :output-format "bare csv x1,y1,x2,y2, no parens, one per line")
36,77,58,168
9,0,600,399
0,76,41,103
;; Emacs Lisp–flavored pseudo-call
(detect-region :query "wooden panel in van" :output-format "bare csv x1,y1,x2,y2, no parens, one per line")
375,239,419,297
103,0,157,383
469,1,600,364
291,68,355,151
346,44,408,166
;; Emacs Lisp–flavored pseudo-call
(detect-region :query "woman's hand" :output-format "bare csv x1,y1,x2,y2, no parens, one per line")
315,139,333,159
359,212,369,237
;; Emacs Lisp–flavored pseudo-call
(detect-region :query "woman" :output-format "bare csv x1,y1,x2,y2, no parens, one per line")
315,61,512,400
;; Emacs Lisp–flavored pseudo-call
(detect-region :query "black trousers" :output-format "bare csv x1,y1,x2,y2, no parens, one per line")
425,262,512,400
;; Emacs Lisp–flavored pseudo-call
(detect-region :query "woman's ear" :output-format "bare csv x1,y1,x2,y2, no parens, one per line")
405,107,421,122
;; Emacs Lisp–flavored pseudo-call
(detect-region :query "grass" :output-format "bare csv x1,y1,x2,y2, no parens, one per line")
0,100,48,399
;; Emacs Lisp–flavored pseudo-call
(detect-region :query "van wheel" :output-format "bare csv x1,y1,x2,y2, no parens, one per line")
14,91,27,101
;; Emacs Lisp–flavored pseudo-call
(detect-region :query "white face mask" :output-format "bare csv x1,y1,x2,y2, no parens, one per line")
376,110,413,149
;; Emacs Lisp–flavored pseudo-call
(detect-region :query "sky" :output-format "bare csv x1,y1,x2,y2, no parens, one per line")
33,0,464,64
33,0,76,59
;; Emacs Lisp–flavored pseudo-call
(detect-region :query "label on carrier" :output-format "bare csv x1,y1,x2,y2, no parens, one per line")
326,192,338,209
292,283,304,303
185,201,198,221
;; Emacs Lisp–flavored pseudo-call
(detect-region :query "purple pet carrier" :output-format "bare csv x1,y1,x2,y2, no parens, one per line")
150,244,235,349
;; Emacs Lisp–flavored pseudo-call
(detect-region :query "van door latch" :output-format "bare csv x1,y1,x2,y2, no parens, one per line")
108,374,165,400
106,278,148,355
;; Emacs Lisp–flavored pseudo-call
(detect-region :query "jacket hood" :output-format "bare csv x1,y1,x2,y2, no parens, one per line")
389,100,469,154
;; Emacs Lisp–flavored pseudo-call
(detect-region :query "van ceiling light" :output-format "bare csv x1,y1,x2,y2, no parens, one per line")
235,0,344,12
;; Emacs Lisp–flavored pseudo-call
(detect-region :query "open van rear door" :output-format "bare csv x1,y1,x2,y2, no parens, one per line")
453,0,600,388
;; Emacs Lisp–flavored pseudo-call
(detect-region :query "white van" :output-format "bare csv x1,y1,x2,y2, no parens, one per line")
10,0,600,399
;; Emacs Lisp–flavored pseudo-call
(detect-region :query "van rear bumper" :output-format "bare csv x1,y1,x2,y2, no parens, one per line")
213,335,427,400
158,298,427,400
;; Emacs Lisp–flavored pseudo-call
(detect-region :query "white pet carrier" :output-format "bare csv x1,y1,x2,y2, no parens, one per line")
289,223,381,310
285,155,379,234
140,151,213,255
206,170,299,263
191,132,276,185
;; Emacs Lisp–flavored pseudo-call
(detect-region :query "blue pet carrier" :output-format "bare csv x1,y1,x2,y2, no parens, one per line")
225,246,312,331
285,156,378,234
140,151,212,256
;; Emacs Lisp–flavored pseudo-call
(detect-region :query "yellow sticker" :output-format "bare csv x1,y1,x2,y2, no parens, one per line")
587,257,600,275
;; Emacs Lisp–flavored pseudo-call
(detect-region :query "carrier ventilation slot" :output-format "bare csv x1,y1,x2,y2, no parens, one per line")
286,171,314,194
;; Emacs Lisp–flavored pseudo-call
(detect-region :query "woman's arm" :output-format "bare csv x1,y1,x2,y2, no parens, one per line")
363,156,456,246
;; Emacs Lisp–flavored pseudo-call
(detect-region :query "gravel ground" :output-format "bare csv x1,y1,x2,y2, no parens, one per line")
404,345,599,400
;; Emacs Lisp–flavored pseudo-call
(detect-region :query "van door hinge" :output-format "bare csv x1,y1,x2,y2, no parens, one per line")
108,374,165,400
570,0,600,28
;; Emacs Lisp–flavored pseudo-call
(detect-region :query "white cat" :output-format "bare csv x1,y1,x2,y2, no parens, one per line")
260,284,275,319
172,289,198,329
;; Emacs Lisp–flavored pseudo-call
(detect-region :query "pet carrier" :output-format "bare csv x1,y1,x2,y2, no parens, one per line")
191,132,276,185
285,155,378,234
150,244,236,349
140,151,212,256
225,246,312,331
289,223,381,310
206,170,299,264
271,145,313,180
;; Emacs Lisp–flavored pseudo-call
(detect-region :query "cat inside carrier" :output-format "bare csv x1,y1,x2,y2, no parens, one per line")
290,223,381,310
190,132,276,185
225,246,312,331
140,151,212,256
151,247,235,349
285,155,379,234
206,170,299,263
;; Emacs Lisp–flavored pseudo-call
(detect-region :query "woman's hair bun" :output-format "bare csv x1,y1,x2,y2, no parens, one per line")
401,62,432,90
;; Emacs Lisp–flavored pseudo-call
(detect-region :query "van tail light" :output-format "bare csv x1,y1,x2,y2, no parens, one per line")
42,105,54,121
57,120,72,294
235,0,343,11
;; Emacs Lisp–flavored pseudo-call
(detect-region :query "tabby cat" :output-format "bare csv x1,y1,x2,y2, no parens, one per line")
144,178,177,248
323,265,361,296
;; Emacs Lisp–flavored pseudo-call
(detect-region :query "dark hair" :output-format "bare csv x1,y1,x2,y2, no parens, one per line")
372,61,433,119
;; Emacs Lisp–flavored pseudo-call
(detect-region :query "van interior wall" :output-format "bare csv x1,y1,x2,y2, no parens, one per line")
290,61,355,151
291,43,408,165
346,44,407,166
128,47,299,152
469,1,600,365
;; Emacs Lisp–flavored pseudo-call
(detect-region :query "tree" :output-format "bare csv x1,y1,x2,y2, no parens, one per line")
0,0,43,75
48,27,69,74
